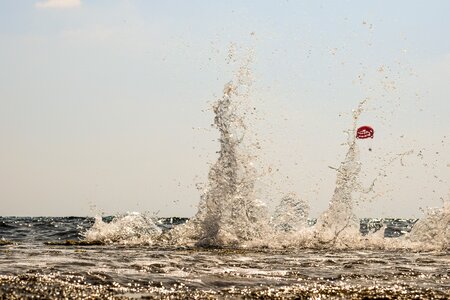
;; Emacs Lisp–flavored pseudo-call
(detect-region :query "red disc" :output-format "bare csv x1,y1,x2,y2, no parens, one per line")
356,126,374,139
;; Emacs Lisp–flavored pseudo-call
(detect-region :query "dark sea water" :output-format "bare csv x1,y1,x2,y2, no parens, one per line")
1,216,449,299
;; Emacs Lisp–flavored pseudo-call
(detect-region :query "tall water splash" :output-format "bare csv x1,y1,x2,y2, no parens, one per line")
190,51,270,247
313,101,367,247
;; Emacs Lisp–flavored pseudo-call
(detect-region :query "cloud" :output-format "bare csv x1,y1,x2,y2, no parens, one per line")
35,0,81,9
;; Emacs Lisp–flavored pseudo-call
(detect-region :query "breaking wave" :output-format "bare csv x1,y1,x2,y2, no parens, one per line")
83,212,161,245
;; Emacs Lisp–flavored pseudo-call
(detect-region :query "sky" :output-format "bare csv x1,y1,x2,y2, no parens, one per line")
0,0,449,217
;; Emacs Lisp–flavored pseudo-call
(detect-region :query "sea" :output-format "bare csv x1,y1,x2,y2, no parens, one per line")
0,216,449,299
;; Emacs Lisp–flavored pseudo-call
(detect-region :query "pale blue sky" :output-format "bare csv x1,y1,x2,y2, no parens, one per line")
0,0,449,217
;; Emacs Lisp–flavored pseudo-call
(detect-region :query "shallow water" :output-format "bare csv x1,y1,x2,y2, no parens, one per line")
1,217,449,299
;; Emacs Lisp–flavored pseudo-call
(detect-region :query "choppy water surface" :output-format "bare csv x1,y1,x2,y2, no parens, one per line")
0,217,449,299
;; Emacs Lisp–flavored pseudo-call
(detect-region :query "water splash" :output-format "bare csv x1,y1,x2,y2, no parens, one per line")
76,50,450,252
79,88,450,251
312,101,367,247
81,48,270,248
188,50,270,247
83,212,161,245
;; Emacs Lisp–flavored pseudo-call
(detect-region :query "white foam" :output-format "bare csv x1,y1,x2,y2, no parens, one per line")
406,199,450,250
83,212,161,245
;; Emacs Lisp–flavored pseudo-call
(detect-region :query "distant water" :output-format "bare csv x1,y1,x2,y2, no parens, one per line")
0,216,416,242
1,216,450,299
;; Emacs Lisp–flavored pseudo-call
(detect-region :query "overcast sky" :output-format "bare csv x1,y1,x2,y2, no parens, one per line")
0,0,449,217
